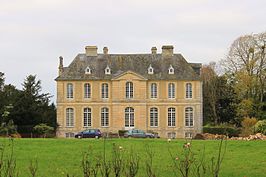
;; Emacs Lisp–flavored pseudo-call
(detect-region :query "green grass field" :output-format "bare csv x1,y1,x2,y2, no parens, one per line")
0,138,265,177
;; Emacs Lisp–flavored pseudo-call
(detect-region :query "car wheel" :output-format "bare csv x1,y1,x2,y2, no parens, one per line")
95,135,99,139
78,135,82,139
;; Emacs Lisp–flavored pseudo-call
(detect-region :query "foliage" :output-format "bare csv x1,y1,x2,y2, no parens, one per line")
240,117,258,136
0,74,56,134
0,120,17,136
203,126,240,137
118,130,128,137
33,123,54,138
254,120,266,135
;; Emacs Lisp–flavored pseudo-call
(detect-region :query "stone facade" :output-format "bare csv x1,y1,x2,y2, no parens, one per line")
55,45,203,138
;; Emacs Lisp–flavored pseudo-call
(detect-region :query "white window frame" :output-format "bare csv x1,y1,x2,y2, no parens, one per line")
186,83,192,99
125,107,134,128
83,108,92,127
66,83,73,99
101,83,109,99
185,107,194,127
148,65,154,74
126,82,133,99
101,107,109,127
150,107,158,127
105,65,111,75
168,65,174,74
85,66,91,74
66,108,74,127
84,83,91,99
65,132,75,138
168,107,176,127
168,83,175,99
151,83,157,99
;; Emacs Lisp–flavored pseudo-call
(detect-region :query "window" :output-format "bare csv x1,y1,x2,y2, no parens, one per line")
101,83,109,99
84,83,91,98
148,65,154,74
167,132,176,139
65,132,75,138
83,108,92,127
168,65,174,74
105,65,111,74
67,83,73,99
168,83,175,99
85,66,91,74
101,107,109,127
151,83,157,98
185,107,193,127
126,82,133,99
186,83,192,99
168,107,176,127
150,107,158,127
125,107,134,127
66,108,74,127
185,132,193,139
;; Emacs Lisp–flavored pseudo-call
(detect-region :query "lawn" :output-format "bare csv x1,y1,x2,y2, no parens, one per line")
0,138,265,177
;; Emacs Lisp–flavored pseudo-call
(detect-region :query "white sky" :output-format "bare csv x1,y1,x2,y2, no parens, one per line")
0,0,265,103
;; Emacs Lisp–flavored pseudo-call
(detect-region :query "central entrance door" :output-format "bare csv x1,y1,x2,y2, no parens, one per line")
125,107,134,129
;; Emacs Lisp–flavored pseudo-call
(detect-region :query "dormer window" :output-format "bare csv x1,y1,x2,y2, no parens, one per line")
85,66,91,74
148,65,154,74
105,65,111,75
168,65,174,74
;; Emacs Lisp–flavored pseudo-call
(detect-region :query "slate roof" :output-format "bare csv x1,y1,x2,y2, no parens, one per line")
55,53,201,81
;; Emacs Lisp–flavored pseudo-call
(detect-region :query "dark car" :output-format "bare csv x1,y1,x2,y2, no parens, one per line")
124,129,155,138
75,129,101,138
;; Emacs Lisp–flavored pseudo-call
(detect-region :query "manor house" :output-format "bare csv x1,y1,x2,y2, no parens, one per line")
55,45,203,138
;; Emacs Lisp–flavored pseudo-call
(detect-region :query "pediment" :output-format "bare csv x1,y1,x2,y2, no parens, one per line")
112,70,147,81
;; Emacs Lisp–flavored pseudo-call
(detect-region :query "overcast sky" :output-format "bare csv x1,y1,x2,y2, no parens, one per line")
0,0,265,103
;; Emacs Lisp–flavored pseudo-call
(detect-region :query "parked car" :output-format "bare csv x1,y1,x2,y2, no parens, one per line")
124,129,156,138
75,129,101,138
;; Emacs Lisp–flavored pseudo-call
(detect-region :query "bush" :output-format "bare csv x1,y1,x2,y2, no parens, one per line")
254,120,266,135
118,130,128,137
0,120,17,136
240,117,257,136
203,126,240,137
33,123,54,138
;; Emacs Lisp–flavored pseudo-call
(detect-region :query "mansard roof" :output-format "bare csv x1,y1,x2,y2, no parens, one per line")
55,53,201,81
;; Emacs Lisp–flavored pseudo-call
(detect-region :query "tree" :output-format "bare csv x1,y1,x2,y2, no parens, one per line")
33,123,54,138
221,32,266,102
0,72,4,91
11,75,56,133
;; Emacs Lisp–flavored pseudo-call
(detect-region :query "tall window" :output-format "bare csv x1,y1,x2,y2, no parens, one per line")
125,107,134,127
83,108,92,127
151,83,157,98
84,83,91,98
101,107,109,127
185,107,193,127
150,107,158,127
168,107,176,127
126,82,133,98
66,108,74,127
101,83,109,99
186,83,192,99
67,83,73,98
168,83,175,99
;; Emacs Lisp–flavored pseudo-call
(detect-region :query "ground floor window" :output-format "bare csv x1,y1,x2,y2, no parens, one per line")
167,132,176,139
125,107,134,127
65,132,74,138
185,132,193,139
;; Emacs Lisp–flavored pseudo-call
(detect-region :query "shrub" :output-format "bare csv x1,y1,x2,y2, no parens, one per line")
254,120,266,135
33,124,54,138
0,120,17,136
203,126,240,137
240,117,257,136
118,130,128,137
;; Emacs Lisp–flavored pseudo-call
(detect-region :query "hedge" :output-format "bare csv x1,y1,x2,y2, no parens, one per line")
203,126,241,137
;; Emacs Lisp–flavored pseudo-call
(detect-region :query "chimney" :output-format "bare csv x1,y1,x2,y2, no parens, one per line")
85,46,98,56
103,47,108,54
58,56,64,76
162,45,174,58
151,47,157,54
